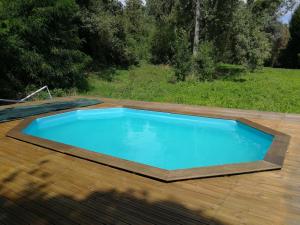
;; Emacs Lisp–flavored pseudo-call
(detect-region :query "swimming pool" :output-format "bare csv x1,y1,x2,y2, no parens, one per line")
9,106,288,181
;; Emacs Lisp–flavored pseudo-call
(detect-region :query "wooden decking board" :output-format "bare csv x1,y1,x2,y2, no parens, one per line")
6,158,220,223
45,180,169,225
49,160,221,215
1,149,216,224
2,170,200,225
0,189,80,225
1,181,129,225
1,97,300,224
0,200,46,225
44,154,225,207
1,174,134,225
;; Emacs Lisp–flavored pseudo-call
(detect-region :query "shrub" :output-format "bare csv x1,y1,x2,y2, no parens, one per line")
227,4,271,70
172,29,191,81
79,0,137,67
192,41,217,81
150,23,176,64
0,0,91,98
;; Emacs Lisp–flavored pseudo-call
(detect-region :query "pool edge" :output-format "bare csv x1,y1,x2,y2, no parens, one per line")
6,103,290,182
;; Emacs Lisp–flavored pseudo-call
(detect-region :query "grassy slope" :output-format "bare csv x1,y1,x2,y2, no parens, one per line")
84,64,300,113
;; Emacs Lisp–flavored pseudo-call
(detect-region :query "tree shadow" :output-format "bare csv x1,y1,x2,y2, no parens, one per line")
216,64,248,82
91,67,118,82
0,163,226,225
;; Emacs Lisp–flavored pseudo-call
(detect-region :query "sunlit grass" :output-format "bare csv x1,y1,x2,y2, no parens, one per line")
83,63,300,113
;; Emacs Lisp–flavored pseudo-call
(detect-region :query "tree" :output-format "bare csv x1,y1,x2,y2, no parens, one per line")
150,23,176,64
147,0,177,64
280,4,300,68
146,0,176,22
192,41,216,81
204,0,273,69
0,0,91,98
124,0,153,61
125,0,145,35
230,2,271,69
79,0,135,67
269,23,290,67
173,29,191,81
147,0,294,70
193,0,200,56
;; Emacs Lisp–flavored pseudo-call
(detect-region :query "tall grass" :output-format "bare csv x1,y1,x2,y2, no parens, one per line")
84,63,300,113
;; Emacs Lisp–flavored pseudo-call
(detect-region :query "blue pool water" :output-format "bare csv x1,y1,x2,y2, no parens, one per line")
23,108,274,170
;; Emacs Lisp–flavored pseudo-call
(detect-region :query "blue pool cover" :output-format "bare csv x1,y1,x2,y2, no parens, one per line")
0,99,102,122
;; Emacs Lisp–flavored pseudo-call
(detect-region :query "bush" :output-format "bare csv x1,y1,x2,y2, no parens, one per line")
150,23,176,64
227,4,271,70
172,29,191,81
24,85,77,100
79,0,136,67
192,41,217,81
124,0,153,62
0,0,91,98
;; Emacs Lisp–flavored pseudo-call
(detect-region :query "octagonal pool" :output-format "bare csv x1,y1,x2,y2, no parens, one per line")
22,107,274,170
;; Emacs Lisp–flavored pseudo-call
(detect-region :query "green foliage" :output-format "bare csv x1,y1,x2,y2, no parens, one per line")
147,0,182,65
192,41,216,81
207,0,239,60
24,84,78,100
280,5,300,68
150,23,176,64
215,2,271,70
172,29,191,81
0,0,297,100
84,63,300,113
268,24,290,67
0,0,91,98
125,0,145,35
79,0,135,67
147,0,276,70
124,0,153,62
247,28,271,70
146,0,176,23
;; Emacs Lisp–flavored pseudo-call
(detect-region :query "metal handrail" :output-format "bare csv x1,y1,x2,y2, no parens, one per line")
0,86,52,103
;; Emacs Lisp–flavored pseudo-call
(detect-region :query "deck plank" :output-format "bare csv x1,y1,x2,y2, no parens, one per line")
1,98,300,225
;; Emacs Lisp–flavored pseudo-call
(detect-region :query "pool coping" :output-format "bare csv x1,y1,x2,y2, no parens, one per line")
6,104,290,182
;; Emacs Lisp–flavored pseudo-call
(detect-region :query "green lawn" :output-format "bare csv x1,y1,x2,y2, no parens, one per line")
83,63,300,113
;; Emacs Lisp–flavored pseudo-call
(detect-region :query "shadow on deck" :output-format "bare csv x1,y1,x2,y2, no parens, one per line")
0,160,225,225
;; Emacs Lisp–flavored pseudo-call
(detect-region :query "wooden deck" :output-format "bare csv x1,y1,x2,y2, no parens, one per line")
1,97,300,225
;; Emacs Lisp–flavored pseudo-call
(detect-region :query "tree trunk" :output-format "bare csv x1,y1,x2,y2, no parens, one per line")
193,0,201,56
